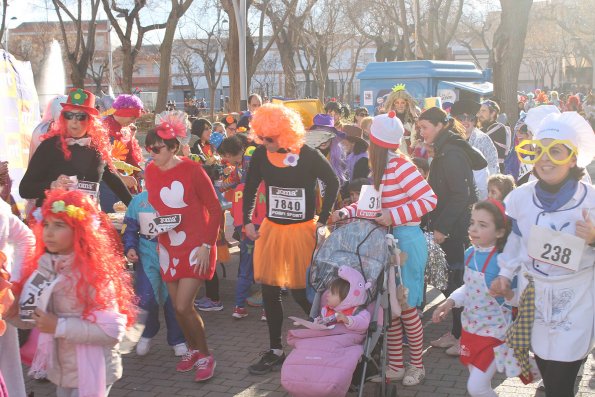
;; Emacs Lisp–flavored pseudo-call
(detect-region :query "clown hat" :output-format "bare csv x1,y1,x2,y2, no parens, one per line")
61,88,99,116
370,111,404,149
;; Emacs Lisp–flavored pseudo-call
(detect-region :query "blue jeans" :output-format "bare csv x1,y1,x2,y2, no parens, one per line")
235,225,257,307
135,260,185,346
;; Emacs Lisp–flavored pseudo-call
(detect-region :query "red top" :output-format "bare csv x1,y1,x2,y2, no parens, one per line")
145,158,222,281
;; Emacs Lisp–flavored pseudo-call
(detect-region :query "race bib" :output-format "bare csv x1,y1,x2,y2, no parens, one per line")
528,225,585,271
152,214,182,234
356,185,382,218
75,180,99,201
19,269,58,323
139,212,159,236
268,186,306,220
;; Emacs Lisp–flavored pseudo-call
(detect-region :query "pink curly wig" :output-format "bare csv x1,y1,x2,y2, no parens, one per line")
42,111,115,171
17,190,136,326
249,103,305,152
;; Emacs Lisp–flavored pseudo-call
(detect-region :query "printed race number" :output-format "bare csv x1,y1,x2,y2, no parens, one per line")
268,186,306,220
356,185,382,219
528,225,585,271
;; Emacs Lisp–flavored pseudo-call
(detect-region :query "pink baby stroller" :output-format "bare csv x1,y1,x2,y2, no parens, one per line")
281,219,402,397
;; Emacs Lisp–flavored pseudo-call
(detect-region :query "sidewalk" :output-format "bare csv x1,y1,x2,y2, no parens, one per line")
24,248,595,396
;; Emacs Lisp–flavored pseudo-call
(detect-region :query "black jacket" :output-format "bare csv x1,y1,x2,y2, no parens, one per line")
426,130,487,239
20,136,132,207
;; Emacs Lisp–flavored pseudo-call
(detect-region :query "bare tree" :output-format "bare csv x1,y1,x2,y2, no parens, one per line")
102,0,168,93
87,57,108,93
300,1,351,101
52,0,102,88
154,0,194,113
492,0,533,125
180,3,227,118
256,0,317,98
172,45,200,99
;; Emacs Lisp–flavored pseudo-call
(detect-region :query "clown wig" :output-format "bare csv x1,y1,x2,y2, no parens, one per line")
250,103,305,153
42,112,115,170
17,189,136,326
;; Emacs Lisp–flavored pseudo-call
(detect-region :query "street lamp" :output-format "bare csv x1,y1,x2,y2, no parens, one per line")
219,18,228,111
232,0,247,111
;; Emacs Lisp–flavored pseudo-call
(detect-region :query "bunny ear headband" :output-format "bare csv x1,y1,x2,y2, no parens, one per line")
154,110,190,145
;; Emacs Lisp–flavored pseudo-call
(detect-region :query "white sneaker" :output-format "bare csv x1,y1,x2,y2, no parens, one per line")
430,332,457,348
136,337,152,356
370,366,406,383
445,340,461,356
173,343,188,357
402,365,425,386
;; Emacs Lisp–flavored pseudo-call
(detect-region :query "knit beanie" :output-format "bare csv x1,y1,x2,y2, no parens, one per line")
369,111,404,149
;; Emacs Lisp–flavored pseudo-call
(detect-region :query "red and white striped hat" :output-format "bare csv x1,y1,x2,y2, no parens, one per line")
370,111,404,149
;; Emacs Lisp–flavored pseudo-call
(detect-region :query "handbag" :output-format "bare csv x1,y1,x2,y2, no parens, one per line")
423,231,449,291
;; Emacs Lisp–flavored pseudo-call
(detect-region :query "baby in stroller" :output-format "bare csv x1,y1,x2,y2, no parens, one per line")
281,265,372,397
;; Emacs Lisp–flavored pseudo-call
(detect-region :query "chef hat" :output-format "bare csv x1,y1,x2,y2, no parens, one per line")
524,105,560,135
534,111,595,167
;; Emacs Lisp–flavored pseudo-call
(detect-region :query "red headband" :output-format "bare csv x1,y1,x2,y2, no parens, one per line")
114,108,142,118
487,198,507,226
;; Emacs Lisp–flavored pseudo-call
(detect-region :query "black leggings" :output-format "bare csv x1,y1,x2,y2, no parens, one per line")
205,270,219,301
535,355,584,397
262,284,311,350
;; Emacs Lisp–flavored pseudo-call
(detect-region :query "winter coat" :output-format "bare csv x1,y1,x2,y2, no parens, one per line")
426,130,487,241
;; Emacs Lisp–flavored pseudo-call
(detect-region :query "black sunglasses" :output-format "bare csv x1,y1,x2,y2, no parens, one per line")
146,145,166,154
63,111,89,121
257,135,275,143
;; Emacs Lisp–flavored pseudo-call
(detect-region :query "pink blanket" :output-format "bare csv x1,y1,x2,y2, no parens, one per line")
282,325,366,397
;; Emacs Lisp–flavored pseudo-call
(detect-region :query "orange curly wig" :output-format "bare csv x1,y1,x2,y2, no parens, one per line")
17,189,136,326
249,103,305,152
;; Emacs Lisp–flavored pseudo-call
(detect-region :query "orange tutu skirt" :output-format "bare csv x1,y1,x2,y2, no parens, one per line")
253,218,316,289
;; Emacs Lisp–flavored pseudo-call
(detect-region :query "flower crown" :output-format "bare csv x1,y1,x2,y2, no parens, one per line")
392,84,406,93
51,200,87,220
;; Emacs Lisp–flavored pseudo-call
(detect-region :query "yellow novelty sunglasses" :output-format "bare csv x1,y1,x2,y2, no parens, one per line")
515,139,578,165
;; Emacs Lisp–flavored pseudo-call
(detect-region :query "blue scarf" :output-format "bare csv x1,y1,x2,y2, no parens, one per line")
535,178,578,212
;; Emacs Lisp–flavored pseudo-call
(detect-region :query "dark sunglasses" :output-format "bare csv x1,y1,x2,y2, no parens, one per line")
146,145,166,154
455,114,477,122
63,111,89,121
257,135,275,143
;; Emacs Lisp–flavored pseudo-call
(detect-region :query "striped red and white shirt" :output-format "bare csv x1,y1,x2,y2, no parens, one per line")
342,153,437,226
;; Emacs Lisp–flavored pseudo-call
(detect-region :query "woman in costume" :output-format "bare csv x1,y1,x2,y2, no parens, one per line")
383,84,420,155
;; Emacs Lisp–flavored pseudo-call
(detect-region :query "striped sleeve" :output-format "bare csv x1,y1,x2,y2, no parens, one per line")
385,159,437,226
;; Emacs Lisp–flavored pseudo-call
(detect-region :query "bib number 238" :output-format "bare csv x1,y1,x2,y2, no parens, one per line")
528,225,585,271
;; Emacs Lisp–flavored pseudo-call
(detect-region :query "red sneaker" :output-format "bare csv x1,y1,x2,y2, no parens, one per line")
176,349,201,372
194,354,216,382
232,306,248,319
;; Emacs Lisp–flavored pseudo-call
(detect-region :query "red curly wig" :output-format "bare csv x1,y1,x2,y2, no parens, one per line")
17,189,136,326
42,111,115,171
249,103,305,152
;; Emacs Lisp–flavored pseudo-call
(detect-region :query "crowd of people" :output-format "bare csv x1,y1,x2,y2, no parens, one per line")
0,83,594,397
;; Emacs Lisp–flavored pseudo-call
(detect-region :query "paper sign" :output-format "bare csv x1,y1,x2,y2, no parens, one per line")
363,91,373,106
75,180,99,201
356,185,382,219
19,270,58,323
139,212,159,236
528,225,585,271
269,186,306,220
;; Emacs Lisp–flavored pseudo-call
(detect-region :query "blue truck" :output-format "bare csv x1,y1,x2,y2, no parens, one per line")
358,60,493,114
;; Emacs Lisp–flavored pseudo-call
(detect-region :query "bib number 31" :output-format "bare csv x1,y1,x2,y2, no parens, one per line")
528,225,585,271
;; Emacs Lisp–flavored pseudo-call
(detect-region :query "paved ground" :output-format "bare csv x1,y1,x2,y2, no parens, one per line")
23,242,595,397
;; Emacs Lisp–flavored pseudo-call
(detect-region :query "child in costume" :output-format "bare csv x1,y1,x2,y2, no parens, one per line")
315,266,371,330
217,135,267,319
17,189,135,397
332,111,437,386
123,191,187,357
433,200,521,397
487,174,515,202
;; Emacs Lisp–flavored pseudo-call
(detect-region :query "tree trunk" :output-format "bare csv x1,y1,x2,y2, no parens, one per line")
221,1,240,112
277,41,297,98
493,0,533,125
120,45,135,93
